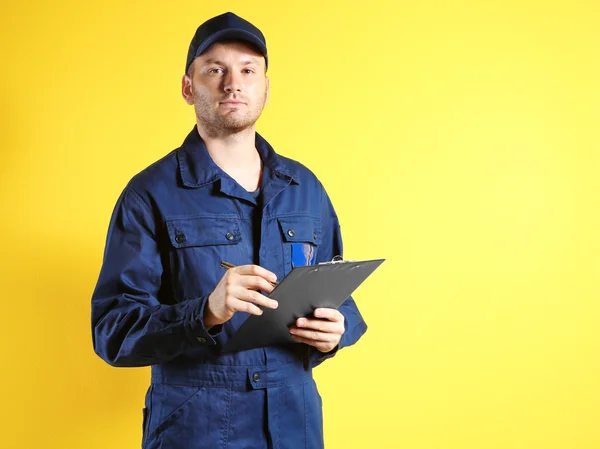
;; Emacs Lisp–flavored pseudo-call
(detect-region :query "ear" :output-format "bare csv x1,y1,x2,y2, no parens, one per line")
182,74,194,105
264,76,270,107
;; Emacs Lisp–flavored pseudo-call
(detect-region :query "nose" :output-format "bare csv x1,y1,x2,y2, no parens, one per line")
223,70,242,93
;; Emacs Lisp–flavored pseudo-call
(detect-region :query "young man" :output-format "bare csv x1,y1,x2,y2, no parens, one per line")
91,12,367,449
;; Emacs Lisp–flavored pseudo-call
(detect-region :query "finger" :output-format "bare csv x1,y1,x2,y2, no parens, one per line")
235,264,278,284
313,308,343,321
289,334,335,353
236,288,278,310
295,317,341,334
229,298,264,316
239,275,276,295
290,334,319,347
289,327,337,343
223,272,275,297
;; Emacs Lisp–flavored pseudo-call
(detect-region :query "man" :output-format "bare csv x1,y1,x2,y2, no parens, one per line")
91,12,367,449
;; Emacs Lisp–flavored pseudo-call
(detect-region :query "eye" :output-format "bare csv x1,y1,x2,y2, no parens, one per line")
243,68,255,74
208,67,224,74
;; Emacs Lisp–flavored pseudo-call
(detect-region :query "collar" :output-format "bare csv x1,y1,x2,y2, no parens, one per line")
177,126,300,188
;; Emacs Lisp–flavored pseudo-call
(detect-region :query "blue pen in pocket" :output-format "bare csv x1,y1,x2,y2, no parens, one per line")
291,243,316,267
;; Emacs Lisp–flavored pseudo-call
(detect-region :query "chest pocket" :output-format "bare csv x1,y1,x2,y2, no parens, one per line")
277,216,322,274
165,217,245,301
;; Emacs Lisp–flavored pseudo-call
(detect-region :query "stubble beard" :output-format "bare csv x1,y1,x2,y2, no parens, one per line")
193,89,267,138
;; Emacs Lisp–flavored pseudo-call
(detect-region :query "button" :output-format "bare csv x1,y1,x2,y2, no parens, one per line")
313,232,317,240
196,337,206,344
226,232,235,241
252,372,260,382
287,229,295,237
175,233,186,243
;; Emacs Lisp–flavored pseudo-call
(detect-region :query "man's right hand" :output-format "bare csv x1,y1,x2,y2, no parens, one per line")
204,264,278,327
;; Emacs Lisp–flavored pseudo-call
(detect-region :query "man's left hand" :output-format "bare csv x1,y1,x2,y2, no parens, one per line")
289,308,345,353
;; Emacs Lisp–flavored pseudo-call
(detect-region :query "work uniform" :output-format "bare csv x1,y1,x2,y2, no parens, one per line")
91,127,367,448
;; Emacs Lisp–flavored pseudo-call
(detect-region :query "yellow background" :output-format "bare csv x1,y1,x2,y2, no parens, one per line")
1,0,598,448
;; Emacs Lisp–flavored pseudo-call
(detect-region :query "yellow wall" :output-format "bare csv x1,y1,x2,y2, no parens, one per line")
1,0,598,448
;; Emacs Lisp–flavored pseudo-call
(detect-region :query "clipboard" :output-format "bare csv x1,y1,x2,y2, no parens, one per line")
221,258,385,353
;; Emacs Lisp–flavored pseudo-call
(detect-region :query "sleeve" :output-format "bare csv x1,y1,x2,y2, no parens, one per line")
91,186,220,367
309,183,368,367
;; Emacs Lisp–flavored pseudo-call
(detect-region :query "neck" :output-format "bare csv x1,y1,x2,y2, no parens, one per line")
195,123,263,191
196,123,259,171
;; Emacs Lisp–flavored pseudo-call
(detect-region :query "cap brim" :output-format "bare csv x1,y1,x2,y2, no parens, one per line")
194,29,267,60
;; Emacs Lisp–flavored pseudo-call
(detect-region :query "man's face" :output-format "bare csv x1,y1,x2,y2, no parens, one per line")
183,41,269,136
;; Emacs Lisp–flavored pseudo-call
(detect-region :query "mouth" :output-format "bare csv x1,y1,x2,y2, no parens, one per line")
219,100,246,106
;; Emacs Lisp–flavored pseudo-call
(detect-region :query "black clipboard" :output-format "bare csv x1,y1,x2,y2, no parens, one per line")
221,258,385,353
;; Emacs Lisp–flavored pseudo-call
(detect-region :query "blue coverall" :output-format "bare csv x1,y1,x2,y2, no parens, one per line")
91,127,367,448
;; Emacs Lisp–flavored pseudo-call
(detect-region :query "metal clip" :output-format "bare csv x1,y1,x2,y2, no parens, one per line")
318,255,354,265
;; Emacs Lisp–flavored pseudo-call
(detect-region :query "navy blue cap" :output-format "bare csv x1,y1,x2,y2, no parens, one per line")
185,12,268,73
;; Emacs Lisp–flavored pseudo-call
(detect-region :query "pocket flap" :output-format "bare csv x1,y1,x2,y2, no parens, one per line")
166,217,242,248
277,216,322,244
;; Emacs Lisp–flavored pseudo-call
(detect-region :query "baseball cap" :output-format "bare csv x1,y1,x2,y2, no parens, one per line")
185,12,268,73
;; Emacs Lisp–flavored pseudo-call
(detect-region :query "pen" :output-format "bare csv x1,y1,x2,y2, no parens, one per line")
220,261,279,287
